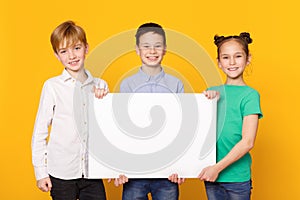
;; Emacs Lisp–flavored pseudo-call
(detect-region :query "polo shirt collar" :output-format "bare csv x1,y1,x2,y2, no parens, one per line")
138,67,165,82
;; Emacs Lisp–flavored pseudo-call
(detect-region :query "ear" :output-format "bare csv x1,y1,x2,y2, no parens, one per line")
247,54,252,65
217,58,222,68
162,45,167,56
85,44,89,54
135,45,140,56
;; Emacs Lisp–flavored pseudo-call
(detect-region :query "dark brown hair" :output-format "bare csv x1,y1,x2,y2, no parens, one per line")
214,32,252,59
135,22,166,45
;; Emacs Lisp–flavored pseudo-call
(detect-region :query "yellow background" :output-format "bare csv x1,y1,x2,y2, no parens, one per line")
1,0,299,199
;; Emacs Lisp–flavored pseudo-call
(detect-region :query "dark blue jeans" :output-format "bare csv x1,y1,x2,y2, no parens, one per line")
122,178,179,200
49,175,106,200
204,180,252,200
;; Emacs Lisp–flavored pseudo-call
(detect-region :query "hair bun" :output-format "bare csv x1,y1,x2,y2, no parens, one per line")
239,32,252,44
214,35,225,46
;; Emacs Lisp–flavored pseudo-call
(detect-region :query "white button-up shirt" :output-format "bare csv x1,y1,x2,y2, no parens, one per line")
32,69,107,180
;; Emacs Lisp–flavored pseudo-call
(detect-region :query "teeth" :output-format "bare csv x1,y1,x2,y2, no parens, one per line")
69,61,78,65
147,56,158,60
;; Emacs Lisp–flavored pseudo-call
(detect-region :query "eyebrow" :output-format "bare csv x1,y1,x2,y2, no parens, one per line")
58,43,83,51
140,42,163,45
220,52,244,56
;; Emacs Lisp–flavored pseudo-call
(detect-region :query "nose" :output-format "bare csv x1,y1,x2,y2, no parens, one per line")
149,46,155,52
68,50,76,59
149,46,157,53
229,57,236,65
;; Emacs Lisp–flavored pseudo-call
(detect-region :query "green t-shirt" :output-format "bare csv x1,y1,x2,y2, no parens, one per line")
209,85,263,182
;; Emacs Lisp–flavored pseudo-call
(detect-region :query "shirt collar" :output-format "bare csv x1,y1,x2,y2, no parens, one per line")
61,69,94,85
138,67,165,82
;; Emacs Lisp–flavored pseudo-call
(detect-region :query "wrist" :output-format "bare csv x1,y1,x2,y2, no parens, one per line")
214,163,224,173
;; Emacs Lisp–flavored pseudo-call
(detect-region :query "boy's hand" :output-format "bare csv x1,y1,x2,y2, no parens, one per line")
168,173,185,185
108,174,128,187
37,177,52,192
203,90,220,100
93,86,109,99
93,79,109,99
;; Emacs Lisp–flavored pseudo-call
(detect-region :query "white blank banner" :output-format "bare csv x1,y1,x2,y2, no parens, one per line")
87,93,216,178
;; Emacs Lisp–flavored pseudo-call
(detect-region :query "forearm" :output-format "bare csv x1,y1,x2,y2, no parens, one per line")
214,139,254,173
32,132,49,180
215,114,259,173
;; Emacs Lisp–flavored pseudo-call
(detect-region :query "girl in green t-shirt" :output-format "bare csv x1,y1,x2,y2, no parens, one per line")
198,32,263,200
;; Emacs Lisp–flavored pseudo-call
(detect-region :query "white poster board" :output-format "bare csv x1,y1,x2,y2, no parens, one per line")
87,93,216,178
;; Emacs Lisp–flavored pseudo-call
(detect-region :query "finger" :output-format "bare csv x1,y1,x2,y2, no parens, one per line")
198,171,204,179
94,88,99,98
39,184,47,192
47,180,52,191
99,89,104,99
178,178,185,185
103,89,109,96
168,174,173,180
114,179,119,187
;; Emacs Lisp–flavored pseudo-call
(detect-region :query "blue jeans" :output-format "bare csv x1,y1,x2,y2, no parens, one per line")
49,175,106,200
122,178,179,200
204,180,252,200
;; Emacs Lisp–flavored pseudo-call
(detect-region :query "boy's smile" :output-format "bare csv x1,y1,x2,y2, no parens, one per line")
136,32,166,68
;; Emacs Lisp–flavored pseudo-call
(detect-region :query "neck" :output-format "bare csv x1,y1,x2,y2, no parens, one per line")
225,78,246,86
66,68,88,83
141,65,162,76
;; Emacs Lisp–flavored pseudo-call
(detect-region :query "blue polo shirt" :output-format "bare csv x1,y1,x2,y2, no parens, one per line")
120,67,184,93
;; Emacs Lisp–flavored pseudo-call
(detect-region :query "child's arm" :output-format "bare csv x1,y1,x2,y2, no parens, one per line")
198,114,259,182
31,81,55,189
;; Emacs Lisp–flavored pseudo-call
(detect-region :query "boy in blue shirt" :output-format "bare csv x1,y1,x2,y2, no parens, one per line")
119,22,183,200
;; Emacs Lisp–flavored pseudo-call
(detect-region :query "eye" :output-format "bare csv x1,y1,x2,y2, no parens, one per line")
59,50,66,54
75,46,82,50
221,56,228,59
155,45,163,50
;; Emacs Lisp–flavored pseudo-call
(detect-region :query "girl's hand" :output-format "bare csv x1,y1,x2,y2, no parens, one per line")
203,90,220,100
198,165,220,182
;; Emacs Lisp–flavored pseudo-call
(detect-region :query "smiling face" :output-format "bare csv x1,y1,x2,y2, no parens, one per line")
218,39,251,85
55,39,88,75
136,32,166,68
